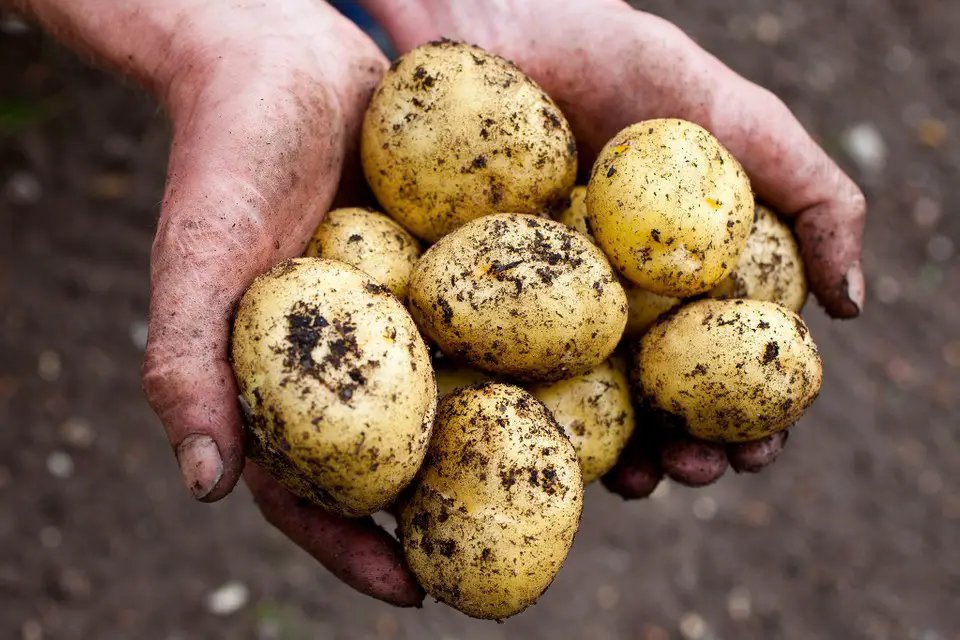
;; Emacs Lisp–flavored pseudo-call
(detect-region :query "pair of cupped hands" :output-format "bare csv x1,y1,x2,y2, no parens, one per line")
18,0,864,606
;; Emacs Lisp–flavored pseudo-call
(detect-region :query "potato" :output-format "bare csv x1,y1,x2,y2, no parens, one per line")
304,207,421,299
708,204,807,312
231,258,436,517
361,40,577,242
636,299,822,443
408,213,627,381
527,357,635,484
587,119,753,296
552,185,680,337
399,383,583,619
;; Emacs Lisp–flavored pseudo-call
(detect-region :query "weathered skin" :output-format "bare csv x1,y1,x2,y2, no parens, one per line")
408,213,627,381
587,119,755,296
708,205,808,312
13,0,864,601
362,41,577,242
637,299,823,443
304,208,422,300
399,383,583,619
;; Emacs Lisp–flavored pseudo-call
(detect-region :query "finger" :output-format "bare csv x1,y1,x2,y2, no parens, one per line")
142,74,350,502
727,430,789,473
660,437,728,487
244,462,424,607
602,447,662,500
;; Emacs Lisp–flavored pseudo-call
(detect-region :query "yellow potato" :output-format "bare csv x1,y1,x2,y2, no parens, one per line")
231,258,436,517
552,185,680,336
708,204,808,312
408,213,627,381
528,357,635,484
399,383,583,619
433,356,496,398
304,207,421,299
587,119,753,296
361,40,577,242
636,299,822,442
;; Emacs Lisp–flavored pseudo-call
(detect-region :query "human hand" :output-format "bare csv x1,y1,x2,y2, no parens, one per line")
14,0,422,605
362,0,864,491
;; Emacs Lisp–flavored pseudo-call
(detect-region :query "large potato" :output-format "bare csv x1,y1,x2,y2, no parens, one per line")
408,213,627,381
231,258,436,517
528,357,635,484
636,299,822,442
399,383,583,619
304,207,421,299
552,185,680,337
587,119,753,296
708,204,808,312
361,40,577,242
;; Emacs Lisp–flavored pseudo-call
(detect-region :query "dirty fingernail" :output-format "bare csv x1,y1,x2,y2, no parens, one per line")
177,434,223,501
845,261,865,313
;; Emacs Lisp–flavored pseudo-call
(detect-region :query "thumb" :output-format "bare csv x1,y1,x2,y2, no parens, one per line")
142,77,347,501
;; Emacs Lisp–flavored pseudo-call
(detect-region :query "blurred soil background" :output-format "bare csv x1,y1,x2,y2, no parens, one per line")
0,1,958,638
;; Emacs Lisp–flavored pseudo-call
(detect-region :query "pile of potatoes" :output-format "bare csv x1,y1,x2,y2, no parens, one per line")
230,41,823,620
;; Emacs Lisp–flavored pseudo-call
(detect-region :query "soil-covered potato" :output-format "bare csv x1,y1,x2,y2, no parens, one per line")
551,186,680,337
636,299,821,442
304,207,421,299
399,383,583,619
407,213,627,381
587,119,753,296
361,40,577,242
231,258,436,517
708,204,808,312
527,357,635,484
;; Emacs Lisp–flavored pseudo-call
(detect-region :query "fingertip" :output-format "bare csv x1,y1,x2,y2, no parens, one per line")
660,437,728,487
728,430,789,474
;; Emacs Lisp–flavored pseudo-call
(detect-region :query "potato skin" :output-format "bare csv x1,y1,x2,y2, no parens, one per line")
587,119,753,296
304,207,421,299
408,213,628,381
636,299,821,442
399,383,583,619
528,357,635,484
552,186,680,337
361,40,577,242
708,204,808,312
433,356,495,398
231,258,436,517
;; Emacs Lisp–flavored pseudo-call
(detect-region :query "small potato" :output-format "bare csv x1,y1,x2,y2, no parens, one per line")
708,204,808,312
361,40,577,242
408,213,627,381
528,357,635,484
587,119,753,296
399,383,583,619
552,186,680,337
636,299,821,442
231,258,436,517
304,207,422,299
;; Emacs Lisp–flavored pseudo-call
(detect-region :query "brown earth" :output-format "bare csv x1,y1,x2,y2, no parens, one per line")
1,1,958,638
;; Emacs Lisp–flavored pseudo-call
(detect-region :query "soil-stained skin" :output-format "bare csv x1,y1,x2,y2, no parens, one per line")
408,213,627,382
231,258,437,517
636,298,822,443
586,119,754,297
361,39,577,242
304,207,422,300
399,383,583,619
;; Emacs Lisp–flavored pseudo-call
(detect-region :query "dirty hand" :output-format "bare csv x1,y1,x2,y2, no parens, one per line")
362,0,865,493
14,0,422,606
